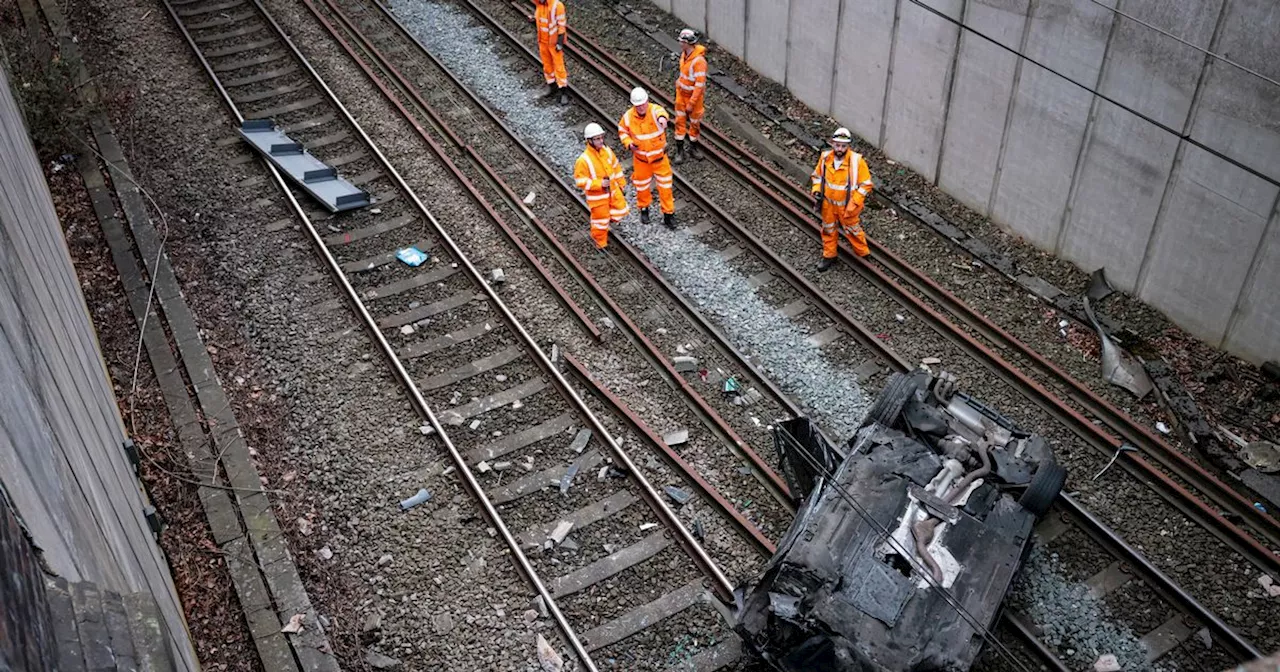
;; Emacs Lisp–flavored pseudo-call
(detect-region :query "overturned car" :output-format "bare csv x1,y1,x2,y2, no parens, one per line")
736,370,1066,672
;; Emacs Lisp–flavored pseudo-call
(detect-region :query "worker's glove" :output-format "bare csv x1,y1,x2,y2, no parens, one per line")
555,42,563,52
811,191,822,205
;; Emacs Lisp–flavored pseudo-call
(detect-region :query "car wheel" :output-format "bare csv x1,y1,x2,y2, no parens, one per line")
1018,460,1066,516
862,372,917,429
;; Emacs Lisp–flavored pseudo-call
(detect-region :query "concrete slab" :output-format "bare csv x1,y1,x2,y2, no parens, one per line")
648,0,673,13
1188,0,1280,184
830,0,895,143
745,0,790,83
882,0,962,182
671,0,707,33
937,0,1028,215
1020,0,1114,85
707,0,746,57
1096,0,1222,130
1137,146,1277,345
785,0,840,114
1222,199,1280,362
991,67,1092,248
1058,101,1179,291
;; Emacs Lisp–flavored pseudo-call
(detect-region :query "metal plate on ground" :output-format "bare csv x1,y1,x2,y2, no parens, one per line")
238,119,370,212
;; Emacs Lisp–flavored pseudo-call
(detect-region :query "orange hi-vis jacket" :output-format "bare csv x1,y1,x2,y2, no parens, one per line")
811,149,873,213
617,104,671,162
676,45,707,108
535,0,566,45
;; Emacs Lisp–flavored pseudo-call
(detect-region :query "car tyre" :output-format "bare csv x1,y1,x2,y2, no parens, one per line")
1019,460,1066,516
862,372,917,429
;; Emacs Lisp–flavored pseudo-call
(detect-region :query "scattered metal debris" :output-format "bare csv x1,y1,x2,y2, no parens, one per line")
1084,297,1153,399
663,428,689,446
536,633,564,672
1240,441,1280,473
559,461,580,495
664,485,691,505
490,268,505,285
673,355,699,372
568,428,592,453
549,521,573,545
1086,268,1116,303
238,119,370,212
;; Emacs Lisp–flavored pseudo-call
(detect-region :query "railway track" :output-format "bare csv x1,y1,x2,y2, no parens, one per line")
153,0,1275,666
486,0,1280,578
156,0,796,667
331,0,1273,667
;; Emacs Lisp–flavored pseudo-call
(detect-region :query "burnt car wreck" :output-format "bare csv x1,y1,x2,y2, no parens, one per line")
736,370,1067,671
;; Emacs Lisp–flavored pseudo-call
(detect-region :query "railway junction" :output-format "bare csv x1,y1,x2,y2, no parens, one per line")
1,0,1278,670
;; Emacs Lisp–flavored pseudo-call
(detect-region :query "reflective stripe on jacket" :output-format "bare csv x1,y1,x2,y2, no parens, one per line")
535,0,566,44
617,104,670,161
676,45,707,107
811,149,873,208
574,144,624,202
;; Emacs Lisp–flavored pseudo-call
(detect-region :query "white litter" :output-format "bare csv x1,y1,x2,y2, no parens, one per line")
1156,422,1171,434
523,191,536,205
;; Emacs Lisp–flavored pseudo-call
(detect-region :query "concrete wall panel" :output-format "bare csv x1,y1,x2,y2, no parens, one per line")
672,0,707,33
1098,0,1223,129
1021,0,1114,84
785,0,840,114
745,0,789,83
707,0,747,58
991,67,1092,248
1223,201,1280,361
1189,0,1280,184
1138,147,1278,342
650,0,674,13
881,0,961,181
936,0,1027,214
829,0,896,144
1058,102,1178,291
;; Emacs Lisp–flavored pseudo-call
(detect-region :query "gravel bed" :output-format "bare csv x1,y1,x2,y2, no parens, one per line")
392,0,874,441
58,0,593,667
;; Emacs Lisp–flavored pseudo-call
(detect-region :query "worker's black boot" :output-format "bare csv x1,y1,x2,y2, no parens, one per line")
558,86,570,106
690,141,705,161
639,208,650,225
673,139,686,165
546,83,558,99
817,256,836,272
663,212,676,230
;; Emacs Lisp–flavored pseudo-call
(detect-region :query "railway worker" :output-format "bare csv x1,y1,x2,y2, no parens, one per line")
810,127,872,271
617,87,676,229
535,0,569,106
574,123,629,251
673,28,707,164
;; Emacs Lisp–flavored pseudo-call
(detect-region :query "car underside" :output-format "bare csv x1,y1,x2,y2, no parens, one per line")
735,370,1066,672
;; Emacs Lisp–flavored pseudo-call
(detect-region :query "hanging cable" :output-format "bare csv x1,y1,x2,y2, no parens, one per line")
903,0,1279,190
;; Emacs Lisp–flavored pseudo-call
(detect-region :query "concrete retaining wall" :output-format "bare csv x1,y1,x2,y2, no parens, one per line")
0,66,189,655
660,0,1280,363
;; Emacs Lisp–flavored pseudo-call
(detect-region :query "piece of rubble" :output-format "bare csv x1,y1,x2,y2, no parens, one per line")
362,611,383,636
524,191,536,205
418,424,434,436
296,517,313,536
549,520,574,545
398,488,431,511
560,537,578,551
1156,422,1171,434
493,461,513,471
524,609,539,624
365,651,402,670
281,613,305,634
490,268,505,285
663,428,689,446
532,595,549,618
639,522,658,531
432,612,455,634
469,419,481,430
536,633,564,672
921,357,942,366
568,428,592,453
1093,654,1120,672
597,465,611,481
399,325,414,335
316,546,334,561
559,461,581,494
477,461,492,473
1259,574,1280,597
673,355,699,372
664,486,691,506
377,554,393,567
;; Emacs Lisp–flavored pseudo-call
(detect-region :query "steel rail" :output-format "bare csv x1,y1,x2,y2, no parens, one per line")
493,2,1280,574
355,0,803,503
1057,494,1263,661
304,0,783,549
158,1,602,667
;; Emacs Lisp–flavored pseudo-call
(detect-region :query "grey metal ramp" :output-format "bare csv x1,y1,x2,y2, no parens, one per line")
237,119,370,212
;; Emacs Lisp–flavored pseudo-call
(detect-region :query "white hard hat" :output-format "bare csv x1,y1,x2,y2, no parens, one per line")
679,28,697,43
831,127,852,143
583,122,605,139
630,87,649,106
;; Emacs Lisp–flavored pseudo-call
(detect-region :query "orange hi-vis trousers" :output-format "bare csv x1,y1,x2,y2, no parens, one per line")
539,42,567,87
674,94,704,141
821,201,869,258
588,184,629,248
632,154,674,214
575,145,629,249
